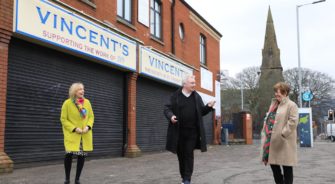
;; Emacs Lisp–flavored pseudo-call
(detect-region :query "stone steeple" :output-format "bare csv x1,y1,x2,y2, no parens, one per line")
256,7,284,128
261,7,283,71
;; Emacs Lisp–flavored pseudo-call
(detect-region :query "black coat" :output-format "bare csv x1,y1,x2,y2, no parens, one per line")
164,88,213,154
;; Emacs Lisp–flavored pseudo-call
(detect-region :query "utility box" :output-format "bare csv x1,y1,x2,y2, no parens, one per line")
299,108,313,147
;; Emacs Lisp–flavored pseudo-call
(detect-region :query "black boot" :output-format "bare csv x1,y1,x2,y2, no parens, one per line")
64,153,73,184
276,180,284,184
75,155,85,184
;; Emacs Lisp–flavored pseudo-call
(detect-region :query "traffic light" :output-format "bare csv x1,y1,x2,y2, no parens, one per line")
328,109,334,120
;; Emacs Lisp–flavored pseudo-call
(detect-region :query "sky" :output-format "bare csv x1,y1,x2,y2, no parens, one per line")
185,0,335,78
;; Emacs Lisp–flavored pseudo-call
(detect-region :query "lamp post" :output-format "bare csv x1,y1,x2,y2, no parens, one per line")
296,0,326,108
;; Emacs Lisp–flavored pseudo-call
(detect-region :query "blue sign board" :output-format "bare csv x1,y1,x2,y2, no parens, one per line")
298,108,313,147
302,91,313,101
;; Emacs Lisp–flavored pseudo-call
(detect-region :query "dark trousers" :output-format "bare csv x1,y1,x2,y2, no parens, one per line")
177,127,198,181
270,164,293,184
64,153,86,182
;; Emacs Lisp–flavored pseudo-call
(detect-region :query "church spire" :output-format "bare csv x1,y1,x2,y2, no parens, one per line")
266,6,274,24
261,6,282,70
257,6,284,135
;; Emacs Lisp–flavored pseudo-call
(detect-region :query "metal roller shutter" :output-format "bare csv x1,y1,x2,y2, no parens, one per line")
136,77,177,152
5,38,125,167
203,112,214,144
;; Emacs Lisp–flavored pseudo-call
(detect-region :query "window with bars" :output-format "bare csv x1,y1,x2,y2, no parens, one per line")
117,0,132,23
150,0,162,39
200,34,206,65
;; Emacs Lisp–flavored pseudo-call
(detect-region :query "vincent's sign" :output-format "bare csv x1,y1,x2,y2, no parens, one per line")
14,0,137,71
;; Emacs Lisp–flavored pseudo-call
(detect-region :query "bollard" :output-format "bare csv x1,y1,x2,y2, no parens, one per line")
224,128,229,145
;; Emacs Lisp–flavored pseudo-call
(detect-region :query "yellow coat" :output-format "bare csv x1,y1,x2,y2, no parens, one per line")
60,98,94,152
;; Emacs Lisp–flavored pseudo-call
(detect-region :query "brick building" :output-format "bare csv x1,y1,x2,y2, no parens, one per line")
0,0,221,172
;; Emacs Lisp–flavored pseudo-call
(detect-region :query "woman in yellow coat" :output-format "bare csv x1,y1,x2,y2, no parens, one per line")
60,82,94,184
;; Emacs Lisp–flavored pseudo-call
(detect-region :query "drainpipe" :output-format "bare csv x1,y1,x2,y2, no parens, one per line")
171,0,175,54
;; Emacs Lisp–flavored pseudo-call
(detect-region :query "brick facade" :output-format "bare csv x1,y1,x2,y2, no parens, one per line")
125,72,141,157
0,0,14,173
0,0,221,170
56,0,221,95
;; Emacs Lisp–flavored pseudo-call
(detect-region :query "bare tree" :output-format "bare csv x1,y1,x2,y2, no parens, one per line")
236,66,261,90
221,67,335,133
221,66,260,93
221,66,261,123
236,67,261,121
220,76,240,90
284,68,335,123
284,68,334,106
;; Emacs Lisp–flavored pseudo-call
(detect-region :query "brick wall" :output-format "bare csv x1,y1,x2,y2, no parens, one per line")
56,0,221,97
125,72,141,157
0,0,221,164
0,0,14,152
53,2,222,149
0,0,14,173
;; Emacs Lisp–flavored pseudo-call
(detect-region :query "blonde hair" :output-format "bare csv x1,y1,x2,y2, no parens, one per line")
68,82,84,99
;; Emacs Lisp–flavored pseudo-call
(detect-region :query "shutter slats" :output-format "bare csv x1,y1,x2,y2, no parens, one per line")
5,38,125,167
136,77,177,152
203,112,213,144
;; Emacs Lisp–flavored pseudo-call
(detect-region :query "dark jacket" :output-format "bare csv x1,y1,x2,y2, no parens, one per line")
164,88,213,154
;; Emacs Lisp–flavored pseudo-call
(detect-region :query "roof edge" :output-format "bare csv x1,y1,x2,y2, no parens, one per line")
180,0,222,38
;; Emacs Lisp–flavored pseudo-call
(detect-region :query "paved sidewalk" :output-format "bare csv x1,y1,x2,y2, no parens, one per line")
1,141,334,184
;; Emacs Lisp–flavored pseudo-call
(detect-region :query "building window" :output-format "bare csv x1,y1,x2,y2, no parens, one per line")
179,23,185,40
200,34,206,65
79,0,96,8
117,0,132,22
150,0,162,39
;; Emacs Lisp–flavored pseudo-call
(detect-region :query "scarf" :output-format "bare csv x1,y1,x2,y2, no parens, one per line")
73,98,87,119
262,101,279,165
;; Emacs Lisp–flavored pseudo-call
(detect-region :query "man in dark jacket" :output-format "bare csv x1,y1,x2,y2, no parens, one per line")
164,75,215,184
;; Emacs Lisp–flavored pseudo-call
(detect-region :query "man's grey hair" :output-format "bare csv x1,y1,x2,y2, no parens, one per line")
182,74,195,85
